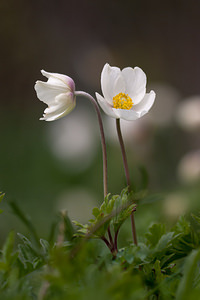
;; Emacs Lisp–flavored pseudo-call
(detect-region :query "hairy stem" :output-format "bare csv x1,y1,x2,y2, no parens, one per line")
116,118,137,245
75,91,108,198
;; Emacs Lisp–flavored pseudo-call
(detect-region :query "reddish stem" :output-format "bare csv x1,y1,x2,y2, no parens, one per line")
116,118,137,246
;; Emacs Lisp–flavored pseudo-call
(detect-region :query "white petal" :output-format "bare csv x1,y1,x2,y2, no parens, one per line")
34,81,67,105
41,70,75,91
112,74,126,98
101,64,125,105
133,91,156,116
41,93,76,121
122,67,146,104
113,108,140,121
96,93,119,118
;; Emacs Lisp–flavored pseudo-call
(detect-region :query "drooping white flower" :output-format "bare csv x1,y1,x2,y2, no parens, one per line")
96,63,156,121
34,70,76,121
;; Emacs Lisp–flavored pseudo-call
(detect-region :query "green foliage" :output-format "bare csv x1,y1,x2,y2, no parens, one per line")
0,195,200,299
74,188,136,238
176,248,200,300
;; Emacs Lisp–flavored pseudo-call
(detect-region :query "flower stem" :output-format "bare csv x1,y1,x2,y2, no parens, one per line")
108,225,114,249
116,118,137,245
75,91,108,198
114,227,120,252
101,236,112,251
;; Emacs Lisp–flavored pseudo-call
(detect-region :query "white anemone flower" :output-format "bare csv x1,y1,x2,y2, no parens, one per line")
34,70,76,121
96,63,156,121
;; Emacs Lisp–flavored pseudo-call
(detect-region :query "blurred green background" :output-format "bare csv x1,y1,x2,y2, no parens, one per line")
0,0,200,245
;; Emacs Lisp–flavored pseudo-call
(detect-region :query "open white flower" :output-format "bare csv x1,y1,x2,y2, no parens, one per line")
34,70,76,121
96,63,156,121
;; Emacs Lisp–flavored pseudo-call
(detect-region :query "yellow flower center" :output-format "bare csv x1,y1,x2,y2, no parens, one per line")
113,93,133,110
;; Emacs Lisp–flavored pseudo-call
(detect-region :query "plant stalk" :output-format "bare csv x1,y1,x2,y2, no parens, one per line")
116,118,137,245
108,225,114,249
101,236,112,251
75,91,108,198
114,227,120,252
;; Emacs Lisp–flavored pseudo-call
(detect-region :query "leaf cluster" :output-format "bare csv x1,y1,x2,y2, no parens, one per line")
73,187,136,239
0,193,200,299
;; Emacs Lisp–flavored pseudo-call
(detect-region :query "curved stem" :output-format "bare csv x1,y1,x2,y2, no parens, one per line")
101,236,112,251
75,91,108,198
116,118,137,245
108,225,114,249
114,227,120,252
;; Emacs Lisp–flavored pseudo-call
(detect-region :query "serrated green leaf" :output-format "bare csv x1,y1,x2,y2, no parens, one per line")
155,232,174,251
9,202,39,246
73,220,85,228
92,207,100,218
106,197,116,214
2,231,15,264
32,257,42,269
18,244,28,269
111,188,136,233
17,233,32,247
191,213,200,225
174,216,190,235
145,223,166,248
176,248,200,300
40,239,50,256
153,260,165,283
62,212,75,241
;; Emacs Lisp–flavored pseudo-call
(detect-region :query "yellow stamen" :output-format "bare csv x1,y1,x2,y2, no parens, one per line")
113,92,133,110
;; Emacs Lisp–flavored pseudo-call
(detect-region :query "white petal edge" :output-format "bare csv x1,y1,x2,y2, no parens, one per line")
34,81,67,105
133,91,156,115
41,70,75,91
122,67,146,104
40,93,76,121
101,64,125,105
113,108,141,121
95,92,119,119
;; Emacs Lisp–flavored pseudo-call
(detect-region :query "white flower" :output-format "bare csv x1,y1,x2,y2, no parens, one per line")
96,63,156,121
34,70,76,121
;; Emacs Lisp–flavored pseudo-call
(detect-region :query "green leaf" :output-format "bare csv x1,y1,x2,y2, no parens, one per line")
73,188,137,240
155,232,174,252
17,233,32,247
92,207,100,218
40,239,50,256
2,231,15,264
62,212,75,242
191,213,200,225
111,188,136,233
145,223,166,248
176,248,200,300
153,260,165,283
9,202,39,247
174,216,190,235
